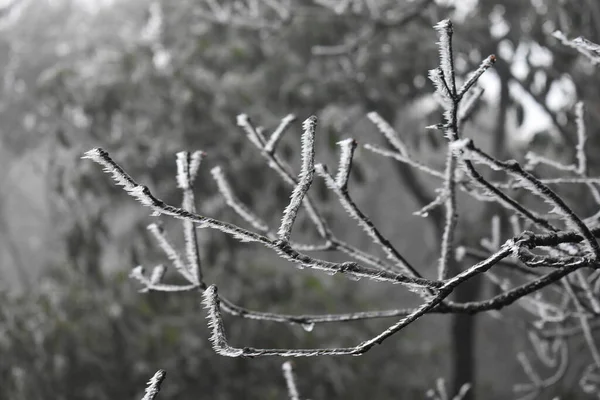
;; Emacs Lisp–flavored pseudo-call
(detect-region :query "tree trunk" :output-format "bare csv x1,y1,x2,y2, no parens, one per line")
450,268,482,400
450,58,511,399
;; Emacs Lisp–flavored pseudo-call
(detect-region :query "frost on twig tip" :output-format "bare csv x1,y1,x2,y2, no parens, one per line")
265,114,297,153
130,265,149,286
149,264,166,285
282,361,300,400
553,31,600,65
277,116,317,241
335,138,357,190
176,151,191,190
189,150,205,180
202,285,245,357
176,151,205,189
367,111,408,156
141,369,166,400
454,383,472,400
237,113,266,147
415,190,447,218
433,19,455,94
211,166,270,232
457,55,496,99
82,148,158,208
236,113,250,127
147,223,196,283
435,378,448,400
82,148,137,192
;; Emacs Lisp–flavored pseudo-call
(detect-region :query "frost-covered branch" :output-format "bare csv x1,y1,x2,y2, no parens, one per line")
141,369,166,400
553,30,600,65
282,361,300,400
278,116,317,241
82,19,600,397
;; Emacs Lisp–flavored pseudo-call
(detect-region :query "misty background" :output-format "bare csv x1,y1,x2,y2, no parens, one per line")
1,0,600,398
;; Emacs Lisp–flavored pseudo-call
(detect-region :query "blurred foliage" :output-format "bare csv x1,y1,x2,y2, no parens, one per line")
0,263,445,399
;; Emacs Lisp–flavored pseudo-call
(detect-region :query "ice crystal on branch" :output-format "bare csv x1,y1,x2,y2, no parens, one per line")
553,31,600,64
334,138,357,190
433,19,455,95
282,361,300,400
367,111,408,156
458,55,496,99
277,116,317,241
141,369,166,400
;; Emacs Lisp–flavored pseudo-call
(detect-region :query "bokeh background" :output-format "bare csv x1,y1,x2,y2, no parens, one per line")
1,0,600,398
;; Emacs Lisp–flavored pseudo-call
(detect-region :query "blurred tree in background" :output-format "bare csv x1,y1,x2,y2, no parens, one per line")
1,0,600,399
